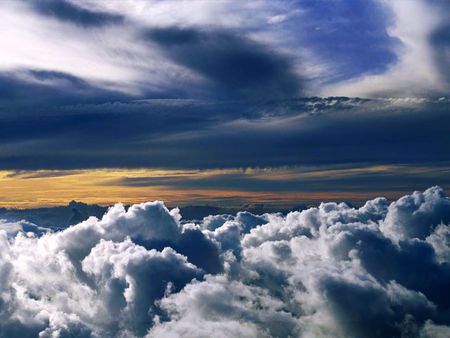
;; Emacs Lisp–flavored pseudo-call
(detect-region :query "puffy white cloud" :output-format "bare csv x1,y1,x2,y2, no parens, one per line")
0,219,48,238
0,201,204,336
420,320,450,338
82,239,202,336
426,223,450,263
148,275,298,338
1,187,450,337
200,214,233,231
381,186,450,241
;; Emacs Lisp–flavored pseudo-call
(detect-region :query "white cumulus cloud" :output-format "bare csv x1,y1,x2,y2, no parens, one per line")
0,187,450,337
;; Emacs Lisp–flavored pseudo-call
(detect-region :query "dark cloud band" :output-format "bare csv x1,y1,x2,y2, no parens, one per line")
146,27,303,99
30,0,124,27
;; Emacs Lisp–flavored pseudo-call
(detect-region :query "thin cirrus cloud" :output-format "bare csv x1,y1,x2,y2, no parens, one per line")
324,0,450,97
30,0,125,27
0,0,448,98
1,164,449,209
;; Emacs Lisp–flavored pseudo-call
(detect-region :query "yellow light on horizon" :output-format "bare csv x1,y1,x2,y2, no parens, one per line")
0,166,446,209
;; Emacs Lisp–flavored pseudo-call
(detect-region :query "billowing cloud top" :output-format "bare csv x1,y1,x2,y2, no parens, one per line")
0,186,450,337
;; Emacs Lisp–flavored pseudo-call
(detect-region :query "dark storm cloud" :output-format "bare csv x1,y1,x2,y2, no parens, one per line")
30,0,123,27
0,70,128,109
0,2,446,173
146,27,303,99
0,82,449,170
0,70,132,150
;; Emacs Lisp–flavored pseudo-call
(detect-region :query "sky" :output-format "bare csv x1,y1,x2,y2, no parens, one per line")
2,2,450,337
0,0,449,207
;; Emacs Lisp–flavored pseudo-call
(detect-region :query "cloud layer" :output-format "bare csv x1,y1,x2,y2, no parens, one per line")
1,1,449,172
1,97,449,170
2,0,449,98
1,187,450,337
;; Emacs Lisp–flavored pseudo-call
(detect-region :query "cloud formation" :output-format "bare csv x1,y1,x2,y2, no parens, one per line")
1,1,449,172
31,0,124,27
0,97,449,170
146,27,302,99
324,0,450,97
0,187,450,336
2,0,448,99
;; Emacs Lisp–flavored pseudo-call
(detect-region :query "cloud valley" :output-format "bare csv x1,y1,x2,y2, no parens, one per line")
0,187,449,337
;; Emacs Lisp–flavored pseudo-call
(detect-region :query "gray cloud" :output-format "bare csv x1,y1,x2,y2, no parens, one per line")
0,96,449,170
115,164,450,195
2,0,447,100
427,0,450,91
145,27,303,100
30,0,124,27
0,187,450,336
